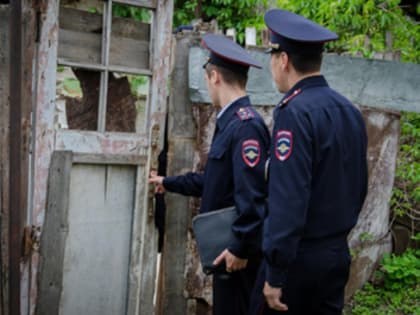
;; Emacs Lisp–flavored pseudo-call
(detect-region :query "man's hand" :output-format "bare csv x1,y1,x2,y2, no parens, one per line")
149,170,166,194
213,249,248,272
263,282,288,311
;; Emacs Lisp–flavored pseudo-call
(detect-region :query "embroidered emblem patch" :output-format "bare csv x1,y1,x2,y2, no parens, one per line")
236,107,255,120
242,139,260,167
275,130,293,161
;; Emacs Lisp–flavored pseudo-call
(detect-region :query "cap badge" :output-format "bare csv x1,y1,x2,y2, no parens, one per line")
268,42,280,50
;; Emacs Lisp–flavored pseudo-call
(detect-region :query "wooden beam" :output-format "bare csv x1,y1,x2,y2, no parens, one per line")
36,151,73,315
139,0,175,313
112,0,157,9
8,2,22,310
0,5,10,315
31,0,61,312
158,34,198,315
73,153,147,165
57,59,153,76
97,1,112,132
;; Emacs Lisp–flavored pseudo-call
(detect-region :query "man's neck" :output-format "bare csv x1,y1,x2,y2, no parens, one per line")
218,88,247,111
287,71,321,91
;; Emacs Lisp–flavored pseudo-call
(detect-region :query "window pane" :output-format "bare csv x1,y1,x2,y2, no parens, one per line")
109,3,152,71
58,2,104,66
56,66,100,131
105,73,150,133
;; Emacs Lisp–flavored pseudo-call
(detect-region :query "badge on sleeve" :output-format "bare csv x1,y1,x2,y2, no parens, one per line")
242,139,260,167
275,130,293,161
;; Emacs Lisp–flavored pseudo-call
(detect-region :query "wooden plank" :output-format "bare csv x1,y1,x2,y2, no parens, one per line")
20,4,37,313
59,7,151,41
0,6,10,315
109,36,150,70
58,28,102,64
98,1,111,132
129,0,174,313
57,59,107,71
58,29,150,70
126,165,158,315
9,1,37,313
36,151,73,315
54,129,149,155
31,0,60,312
59,164,136,315
160,140,194,315
57,59,153,76
108,64,152,76
157,35,195,315
113,0,157,9
170,35,201,138
73,153,147,165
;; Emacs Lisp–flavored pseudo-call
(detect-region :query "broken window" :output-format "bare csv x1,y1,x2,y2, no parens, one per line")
56,0,153,133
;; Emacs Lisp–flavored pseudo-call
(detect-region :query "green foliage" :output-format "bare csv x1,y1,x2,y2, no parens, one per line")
390,112,420,221
87,6,98,14
63,78,82,97
173,0,268,44
276,0,420,63
381,250,420,290
56,65,65,73
349,283,420,314
127,75,148,97
347,244,420,314
112,4,151,23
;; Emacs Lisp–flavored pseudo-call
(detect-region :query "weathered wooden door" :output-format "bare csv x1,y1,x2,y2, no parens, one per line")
32,0,173,314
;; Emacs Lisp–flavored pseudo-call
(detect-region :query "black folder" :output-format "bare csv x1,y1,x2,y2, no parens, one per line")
192,206,238,274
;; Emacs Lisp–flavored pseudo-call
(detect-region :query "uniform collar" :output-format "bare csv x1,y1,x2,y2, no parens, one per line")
216,95,250,130
283,75,328,101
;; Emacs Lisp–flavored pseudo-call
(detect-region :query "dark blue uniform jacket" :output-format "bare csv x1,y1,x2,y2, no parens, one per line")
163,96,270,258
264,75,368,286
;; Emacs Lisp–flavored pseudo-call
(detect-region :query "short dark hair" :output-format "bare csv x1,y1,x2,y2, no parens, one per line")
205,63,248,89
274,51,323,74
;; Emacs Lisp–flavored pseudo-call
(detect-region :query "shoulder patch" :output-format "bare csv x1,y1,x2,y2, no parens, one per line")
236,107,255,120
275,130,293,161
242,139,260,167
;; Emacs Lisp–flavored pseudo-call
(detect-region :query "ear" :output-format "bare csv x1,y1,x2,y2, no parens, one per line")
209,68,220,85
280,52,289,71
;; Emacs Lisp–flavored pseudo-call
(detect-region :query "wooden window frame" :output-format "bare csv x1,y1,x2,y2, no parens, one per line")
57,0,156,132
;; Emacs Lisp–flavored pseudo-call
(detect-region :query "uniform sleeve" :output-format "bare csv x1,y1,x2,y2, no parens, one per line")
228,120,269,259
163,172,204,197
264,108,312,287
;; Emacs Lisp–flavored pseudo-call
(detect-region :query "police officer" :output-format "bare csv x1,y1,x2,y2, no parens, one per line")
250,9,368,315
149,34,270,315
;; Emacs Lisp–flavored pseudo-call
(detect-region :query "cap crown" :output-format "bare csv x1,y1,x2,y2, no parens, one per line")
264,9,338,53
202,34,262,69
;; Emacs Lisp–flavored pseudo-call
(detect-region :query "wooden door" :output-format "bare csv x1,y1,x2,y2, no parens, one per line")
34,0,173,314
